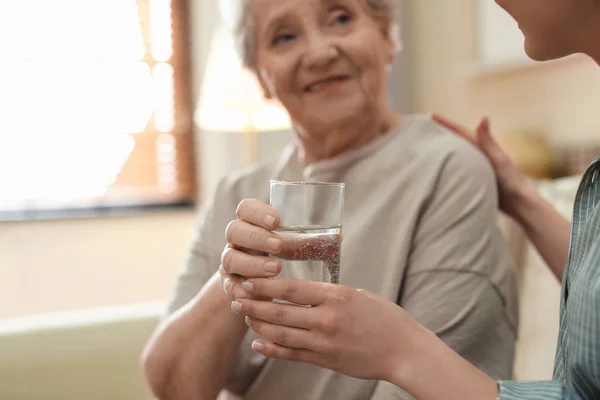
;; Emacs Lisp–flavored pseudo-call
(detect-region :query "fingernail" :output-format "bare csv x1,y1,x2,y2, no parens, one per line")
242,281,254,292
245,316,253,326
231,301,242,313
265,215,276,228
265,261,279,274
252,340,265,352
266,237,281,252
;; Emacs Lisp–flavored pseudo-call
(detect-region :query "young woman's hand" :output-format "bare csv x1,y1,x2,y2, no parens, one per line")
432,114,532,219
231,278,426,383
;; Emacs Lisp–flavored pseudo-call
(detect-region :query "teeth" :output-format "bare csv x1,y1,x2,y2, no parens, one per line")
310,82,328,91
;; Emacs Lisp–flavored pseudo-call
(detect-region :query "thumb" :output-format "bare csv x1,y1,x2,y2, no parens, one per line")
475,117,493,144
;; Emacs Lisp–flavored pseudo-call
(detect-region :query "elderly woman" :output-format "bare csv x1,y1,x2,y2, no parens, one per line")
141,0,517,399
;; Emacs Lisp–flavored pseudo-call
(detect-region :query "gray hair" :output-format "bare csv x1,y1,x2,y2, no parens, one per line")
234,0,400,70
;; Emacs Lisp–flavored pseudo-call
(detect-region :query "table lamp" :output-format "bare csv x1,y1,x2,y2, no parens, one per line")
194,24,291,166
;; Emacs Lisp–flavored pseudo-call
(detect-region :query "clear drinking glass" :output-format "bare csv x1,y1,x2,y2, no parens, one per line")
269,180,345,284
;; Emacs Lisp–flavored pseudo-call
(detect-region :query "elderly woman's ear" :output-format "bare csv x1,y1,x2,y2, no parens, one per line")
382,22,401,64
257,68,275,100
389,23,403,55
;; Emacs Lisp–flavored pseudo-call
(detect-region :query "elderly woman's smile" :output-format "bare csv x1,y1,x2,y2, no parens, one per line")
303,75,351,93
239,0,403,163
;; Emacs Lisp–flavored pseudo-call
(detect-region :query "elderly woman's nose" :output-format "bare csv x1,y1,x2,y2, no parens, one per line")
303,38,339,67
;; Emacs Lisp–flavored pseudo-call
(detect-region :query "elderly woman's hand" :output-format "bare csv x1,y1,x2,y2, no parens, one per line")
220,199,283,300
230,278,427,383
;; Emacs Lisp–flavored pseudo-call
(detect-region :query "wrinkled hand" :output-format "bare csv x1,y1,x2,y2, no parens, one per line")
432,114,530,218
230,278,424,382
220,199,283,300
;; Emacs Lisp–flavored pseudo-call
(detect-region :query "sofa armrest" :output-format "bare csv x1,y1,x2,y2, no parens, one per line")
0,302,164,400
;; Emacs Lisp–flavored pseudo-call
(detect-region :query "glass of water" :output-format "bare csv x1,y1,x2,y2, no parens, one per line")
269,180,344,284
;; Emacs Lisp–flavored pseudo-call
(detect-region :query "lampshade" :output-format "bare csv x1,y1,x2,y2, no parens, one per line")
194,25,291,133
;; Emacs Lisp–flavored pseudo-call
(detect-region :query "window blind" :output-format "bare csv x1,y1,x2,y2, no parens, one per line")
0,0,196,217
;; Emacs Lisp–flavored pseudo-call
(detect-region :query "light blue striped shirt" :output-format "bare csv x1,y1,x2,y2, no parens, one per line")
499,156,600,400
